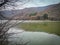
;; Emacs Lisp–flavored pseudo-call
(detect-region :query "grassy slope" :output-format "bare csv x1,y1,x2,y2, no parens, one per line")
18,22,60,35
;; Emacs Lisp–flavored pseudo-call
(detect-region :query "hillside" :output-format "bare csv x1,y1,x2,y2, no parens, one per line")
0,3,60,20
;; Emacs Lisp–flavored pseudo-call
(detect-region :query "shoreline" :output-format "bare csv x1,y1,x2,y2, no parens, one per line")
0,20,60,23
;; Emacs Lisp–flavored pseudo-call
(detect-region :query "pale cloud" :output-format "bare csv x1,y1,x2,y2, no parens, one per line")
3,0,60,10
14,0,60,9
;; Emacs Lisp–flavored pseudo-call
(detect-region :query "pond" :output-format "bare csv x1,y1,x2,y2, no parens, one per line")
18,21,60,35
8,27,60,45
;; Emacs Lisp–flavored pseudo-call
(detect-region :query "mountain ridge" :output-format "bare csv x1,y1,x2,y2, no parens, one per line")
0,3,60,20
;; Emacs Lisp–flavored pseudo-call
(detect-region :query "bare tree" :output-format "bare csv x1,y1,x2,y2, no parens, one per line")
0,20,19,45
0,0,30,19
0,0,30,45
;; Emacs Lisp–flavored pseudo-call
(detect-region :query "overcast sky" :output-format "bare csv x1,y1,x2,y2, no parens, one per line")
5,0,60,10
24,0,60,7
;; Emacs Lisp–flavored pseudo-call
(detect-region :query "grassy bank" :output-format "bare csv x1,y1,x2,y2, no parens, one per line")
18,21,60,35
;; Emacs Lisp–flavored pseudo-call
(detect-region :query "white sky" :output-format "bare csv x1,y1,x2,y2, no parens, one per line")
4,0,60,10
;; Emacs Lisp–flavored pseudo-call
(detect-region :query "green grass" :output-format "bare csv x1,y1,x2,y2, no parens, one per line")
18,22,60,35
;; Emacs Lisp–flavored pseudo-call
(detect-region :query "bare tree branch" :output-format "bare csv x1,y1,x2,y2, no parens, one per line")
0,0,9,7
0,0,30,45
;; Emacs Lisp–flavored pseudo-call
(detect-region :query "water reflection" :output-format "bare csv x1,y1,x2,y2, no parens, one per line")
8,28,60,45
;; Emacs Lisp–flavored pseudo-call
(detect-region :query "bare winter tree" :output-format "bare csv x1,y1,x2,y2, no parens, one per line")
0,20,20,45
0,0,30,19
0,0,30,45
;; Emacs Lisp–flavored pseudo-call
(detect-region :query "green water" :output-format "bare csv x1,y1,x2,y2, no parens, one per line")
18,21,60,35
19,32,60,45
8,28,60,45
